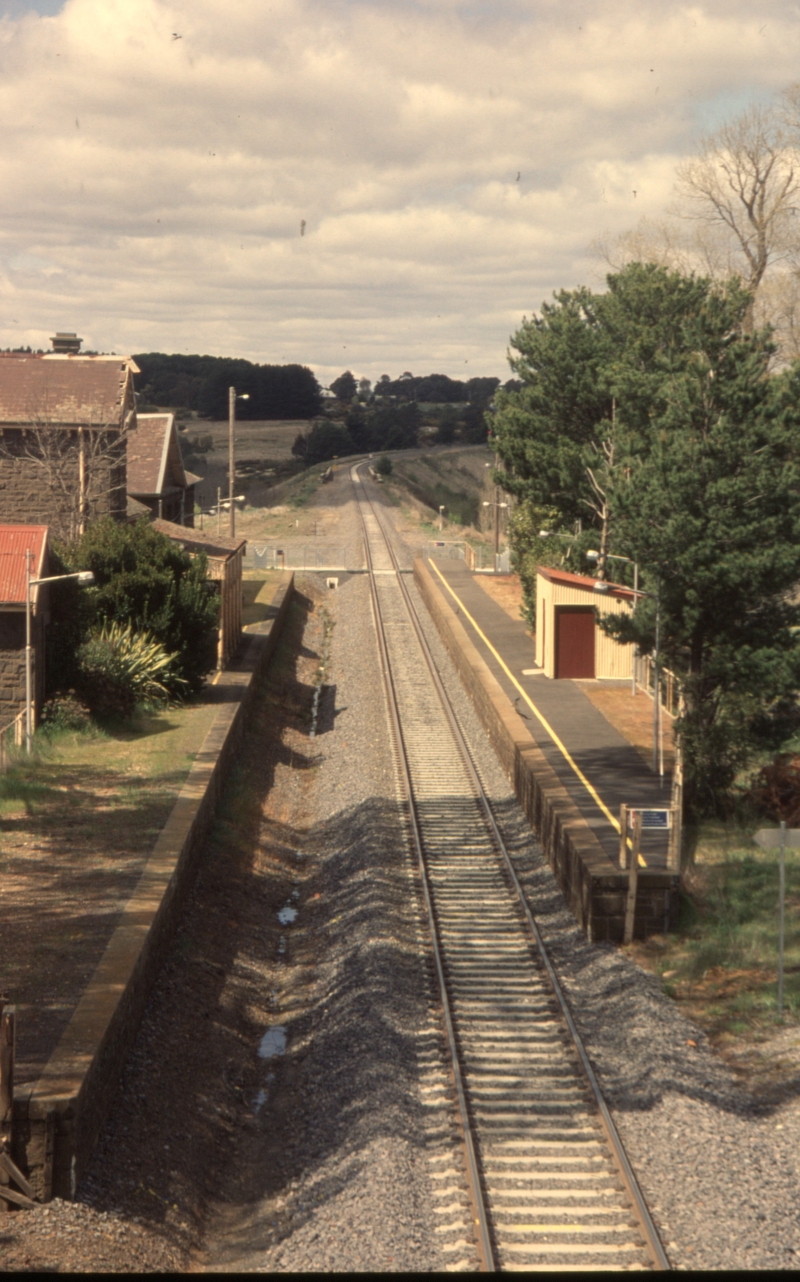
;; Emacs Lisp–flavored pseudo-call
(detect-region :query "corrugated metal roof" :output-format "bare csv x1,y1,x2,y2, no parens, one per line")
152,518,246,560
0,356,132,425
0,525,48,605
536,564,633,600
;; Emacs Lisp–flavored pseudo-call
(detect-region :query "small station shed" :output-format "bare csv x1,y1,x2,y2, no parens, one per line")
536,566,635,680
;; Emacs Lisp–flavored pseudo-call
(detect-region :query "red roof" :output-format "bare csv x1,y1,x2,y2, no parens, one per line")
0,525,48,605
536,564,634,601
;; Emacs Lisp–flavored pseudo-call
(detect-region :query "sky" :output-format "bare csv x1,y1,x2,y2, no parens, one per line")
0,1,798,385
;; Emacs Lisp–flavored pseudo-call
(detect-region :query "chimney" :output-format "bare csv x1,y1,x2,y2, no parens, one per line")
50,332,82,354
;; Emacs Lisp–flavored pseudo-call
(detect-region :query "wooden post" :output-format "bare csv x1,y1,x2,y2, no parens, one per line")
619,804,628,869
0,997,15,1212
623,814,642,945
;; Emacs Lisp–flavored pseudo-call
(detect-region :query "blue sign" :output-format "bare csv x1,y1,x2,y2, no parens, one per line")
629,808,671,830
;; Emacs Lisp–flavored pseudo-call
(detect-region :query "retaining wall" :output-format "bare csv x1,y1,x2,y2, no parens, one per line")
414,558,677,944
12,573,295,1201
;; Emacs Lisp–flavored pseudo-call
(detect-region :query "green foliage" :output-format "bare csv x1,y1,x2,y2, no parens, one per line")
345,402,420,453
330,370,357,402
301,420,355,465
375,454,393,476
493,263,800,816
133,353,323,419
39,692,93,733
507,500,572,629
76,621,184,720
50,519,219,695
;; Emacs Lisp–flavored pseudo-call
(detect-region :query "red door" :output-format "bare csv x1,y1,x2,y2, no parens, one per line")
555,607,595,678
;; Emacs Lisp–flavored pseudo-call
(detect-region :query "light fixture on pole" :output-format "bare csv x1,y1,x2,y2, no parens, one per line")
228,388,250,539
25,561,94,755
482,497,508,573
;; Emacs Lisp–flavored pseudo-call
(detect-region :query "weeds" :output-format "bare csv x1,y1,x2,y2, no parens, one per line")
637,838,800,1039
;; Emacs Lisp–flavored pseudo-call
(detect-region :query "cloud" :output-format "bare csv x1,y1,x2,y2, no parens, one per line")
0,0,798,382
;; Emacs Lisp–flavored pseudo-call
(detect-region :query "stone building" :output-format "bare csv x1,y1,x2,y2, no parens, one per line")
0,524,48,727
0,353,138,540
126,413,199,526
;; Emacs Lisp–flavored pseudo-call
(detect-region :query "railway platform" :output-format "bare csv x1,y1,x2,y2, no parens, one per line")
424,557,673,870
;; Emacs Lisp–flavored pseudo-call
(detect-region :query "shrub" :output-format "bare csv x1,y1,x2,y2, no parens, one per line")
375,454,393,476
40,692,93,732
748,753,800,825
76,622,184,720
50,519,219,696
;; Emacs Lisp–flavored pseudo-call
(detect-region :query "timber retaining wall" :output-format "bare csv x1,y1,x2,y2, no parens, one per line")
12,573,295,1201
414,558,677,944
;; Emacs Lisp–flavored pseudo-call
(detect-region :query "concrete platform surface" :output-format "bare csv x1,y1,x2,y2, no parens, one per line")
426,558,672,868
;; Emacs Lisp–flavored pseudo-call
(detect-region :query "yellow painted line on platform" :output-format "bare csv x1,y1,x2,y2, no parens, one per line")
427,559,645,865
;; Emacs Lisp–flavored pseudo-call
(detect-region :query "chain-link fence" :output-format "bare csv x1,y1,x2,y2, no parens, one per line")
244,544,349,571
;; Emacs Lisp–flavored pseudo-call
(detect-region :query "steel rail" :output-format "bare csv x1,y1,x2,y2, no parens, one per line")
354,467,496,1271
352,462,669,1272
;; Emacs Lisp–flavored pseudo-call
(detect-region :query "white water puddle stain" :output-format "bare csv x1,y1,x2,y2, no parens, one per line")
278,905,298,925
258,1026,287,1059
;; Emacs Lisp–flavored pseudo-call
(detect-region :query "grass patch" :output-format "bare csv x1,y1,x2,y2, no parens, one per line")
0,696,219,823
634,827,800,1044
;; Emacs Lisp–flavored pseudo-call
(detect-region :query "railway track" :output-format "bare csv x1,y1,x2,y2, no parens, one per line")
352,463,669,1273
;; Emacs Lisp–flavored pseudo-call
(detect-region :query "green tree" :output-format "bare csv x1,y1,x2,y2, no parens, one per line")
375,454,393,476
491,287,614,540
304,420,354,465
494,263,800,816
330,370,357,402
50,519,219,695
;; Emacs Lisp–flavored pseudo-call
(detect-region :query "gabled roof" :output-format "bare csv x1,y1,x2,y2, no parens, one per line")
536,564,634,601
0,525,48,606
0,355,134,426
152,518,246,561
126,412,190,496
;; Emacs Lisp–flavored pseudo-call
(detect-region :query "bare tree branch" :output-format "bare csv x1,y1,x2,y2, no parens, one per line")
675,103,800,306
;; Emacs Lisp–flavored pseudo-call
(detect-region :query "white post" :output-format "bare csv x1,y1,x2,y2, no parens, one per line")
631,561,638,697
25,550,33,756
228,386,236,539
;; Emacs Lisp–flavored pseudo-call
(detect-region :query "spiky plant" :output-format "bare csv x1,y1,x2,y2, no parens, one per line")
77,621,186,719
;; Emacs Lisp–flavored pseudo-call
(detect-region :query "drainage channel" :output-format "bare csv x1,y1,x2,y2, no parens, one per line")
351,462,669,1273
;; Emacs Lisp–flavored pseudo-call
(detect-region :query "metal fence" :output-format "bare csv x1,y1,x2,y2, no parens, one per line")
244,545,349,571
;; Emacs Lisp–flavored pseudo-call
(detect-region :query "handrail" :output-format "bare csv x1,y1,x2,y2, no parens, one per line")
0,709,25,773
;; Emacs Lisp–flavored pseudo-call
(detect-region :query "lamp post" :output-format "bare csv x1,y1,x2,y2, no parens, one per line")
25,561,94,755
587,550,639,696
228,387,250,539
482,496,508,573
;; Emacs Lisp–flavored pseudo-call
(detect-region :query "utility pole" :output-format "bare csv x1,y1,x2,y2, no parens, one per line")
24,550,32,755
653,577,662,781
228,386,236,539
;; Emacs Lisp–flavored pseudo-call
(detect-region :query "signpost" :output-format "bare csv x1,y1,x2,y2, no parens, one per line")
754,823,800,1020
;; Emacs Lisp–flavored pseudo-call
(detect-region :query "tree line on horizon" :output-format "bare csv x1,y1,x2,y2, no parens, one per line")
133,352,518,427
